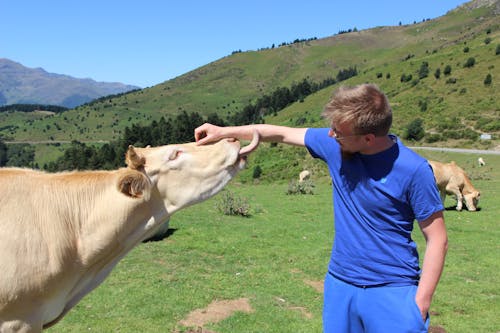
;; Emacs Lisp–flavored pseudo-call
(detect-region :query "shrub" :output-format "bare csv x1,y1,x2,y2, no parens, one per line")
216,190,251,217
434,68,441,79
464,57,476,68
404,118,425,141
286,179,315,195
418,61,430,79
418,99,428,112
425,133,442,143
400,73,413,82
253,165,262,179
484,73,492,86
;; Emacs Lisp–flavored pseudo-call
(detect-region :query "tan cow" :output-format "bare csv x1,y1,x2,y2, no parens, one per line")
428,160,480,211
0,133,259,332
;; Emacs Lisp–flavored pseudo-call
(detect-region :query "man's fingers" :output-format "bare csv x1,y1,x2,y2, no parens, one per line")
195,131,206,142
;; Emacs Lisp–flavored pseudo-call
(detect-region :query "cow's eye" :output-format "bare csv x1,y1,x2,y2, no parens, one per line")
167,149,183,161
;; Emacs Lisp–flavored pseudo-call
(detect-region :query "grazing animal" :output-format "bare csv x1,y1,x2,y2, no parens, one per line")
428,160,480,211
299,170,311,182
478,157,485,167
0,133,259,332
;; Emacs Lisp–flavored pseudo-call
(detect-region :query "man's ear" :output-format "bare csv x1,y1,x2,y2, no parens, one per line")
364,133,376,144
117,170,151,199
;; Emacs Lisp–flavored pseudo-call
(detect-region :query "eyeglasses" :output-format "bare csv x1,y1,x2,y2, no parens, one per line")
328,127,362,141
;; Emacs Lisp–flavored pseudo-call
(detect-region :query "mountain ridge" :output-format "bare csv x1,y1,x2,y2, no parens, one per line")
1,0,498,154
0,58,139,108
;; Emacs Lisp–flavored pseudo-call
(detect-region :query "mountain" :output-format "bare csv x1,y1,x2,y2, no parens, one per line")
0,58,139,108
1,0,499,155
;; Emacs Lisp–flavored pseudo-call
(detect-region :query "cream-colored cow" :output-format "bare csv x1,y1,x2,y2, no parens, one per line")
428,160,480,211
298,170,311,182
0,133,259,332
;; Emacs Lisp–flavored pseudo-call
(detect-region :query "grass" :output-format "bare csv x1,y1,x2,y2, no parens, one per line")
48,152,499,333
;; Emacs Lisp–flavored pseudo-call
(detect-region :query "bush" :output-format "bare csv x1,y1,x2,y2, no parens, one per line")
215,190,251,217
425,133,442,143
253,165,262,179
286,179,315,195
434,68,441,79
418,61,430,79
400,73,413,82
404,118,425,141
484,73,492,86
464,57,476,68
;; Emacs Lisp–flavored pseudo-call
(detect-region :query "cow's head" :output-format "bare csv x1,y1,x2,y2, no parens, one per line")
121,131,259,213
463,190,480,211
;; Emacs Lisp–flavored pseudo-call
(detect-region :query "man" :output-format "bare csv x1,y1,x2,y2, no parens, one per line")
194,83,448,332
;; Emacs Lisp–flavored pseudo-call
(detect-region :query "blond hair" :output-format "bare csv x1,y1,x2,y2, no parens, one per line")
322,84,392,136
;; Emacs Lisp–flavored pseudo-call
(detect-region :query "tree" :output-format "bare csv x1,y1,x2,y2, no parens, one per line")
404,119,425,141
444,65,452,76
418,61,430,79
0,139,7,166
484,73,492,86
252,165,262,179
464,57,476,68
434,68,441,79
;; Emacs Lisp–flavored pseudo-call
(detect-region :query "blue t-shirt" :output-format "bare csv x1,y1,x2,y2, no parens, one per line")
305,128,444,287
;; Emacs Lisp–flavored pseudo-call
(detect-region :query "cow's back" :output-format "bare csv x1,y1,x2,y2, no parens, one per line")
0,168,124,322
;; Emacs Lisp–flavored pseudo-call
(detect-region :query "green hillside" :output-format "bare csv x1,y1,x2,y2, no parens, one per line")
1,0,499,164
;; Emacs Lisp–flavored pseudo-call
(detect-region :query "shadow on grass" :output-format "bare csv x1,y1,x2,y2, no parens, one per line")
444,205,482,212
142,228,178,243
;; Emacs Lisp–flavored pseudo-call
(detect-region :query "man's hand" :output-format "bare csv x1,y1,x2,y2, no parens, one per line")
194,123,222,145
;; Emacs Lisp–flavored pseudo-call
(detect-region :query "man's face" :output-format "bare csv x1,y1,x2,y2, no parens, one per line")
328,122,364,157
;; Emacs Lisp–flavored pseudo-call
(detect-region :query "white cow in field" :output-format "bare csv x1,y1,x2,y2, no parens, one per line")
428,160,480,211
0,132,259,332
478,157,485,167
299,170,311,182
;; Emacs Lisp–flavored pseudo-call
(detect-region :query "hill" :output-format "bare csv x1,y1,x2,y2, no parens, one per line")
0,58,139,108
0,0,499,170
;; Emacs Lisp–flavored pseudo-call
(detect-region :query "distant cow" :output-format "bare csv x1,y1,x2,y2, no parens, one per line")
0,132,259,332
478,157,485,167
428,160,480,211
299,170,311,182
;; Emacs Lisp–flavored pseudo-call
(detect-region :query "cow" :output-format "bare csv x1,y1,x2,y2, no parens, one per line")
428,160,480,212
478,157,485,167
0,132,259,333
298,170,311,183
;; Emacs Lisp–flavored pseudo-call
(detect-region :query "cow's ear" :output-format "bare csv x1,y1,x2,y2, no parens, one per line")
126,145,146,170
117,170,151,199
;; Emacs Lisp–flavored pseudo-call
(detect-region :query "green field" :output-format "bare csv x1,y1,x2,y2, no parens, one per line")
48,151,499,333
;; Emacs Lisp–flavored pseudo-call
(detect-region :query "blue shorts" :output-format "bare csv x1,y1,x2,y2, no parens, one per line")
323,272,430,333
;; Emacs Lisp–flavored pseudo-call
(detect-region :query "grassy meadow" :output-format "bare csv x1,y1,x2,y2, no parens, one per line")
48,151,499,333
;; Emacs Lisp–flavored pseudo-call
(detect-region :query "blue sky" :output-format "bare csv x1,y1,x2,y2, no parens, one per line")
1,0,469,88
